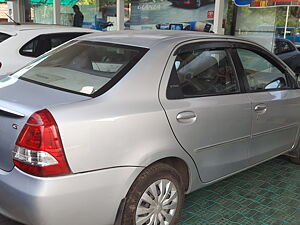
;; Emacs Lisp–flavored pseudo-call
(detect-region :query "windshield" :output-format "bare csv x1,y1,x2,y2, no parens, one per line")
0,33,11,43
17,41,147,96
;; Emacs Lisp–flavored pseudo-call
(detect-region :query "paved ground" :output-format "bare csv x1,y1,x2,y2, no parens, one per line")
179,157,300,225
1,156,300,225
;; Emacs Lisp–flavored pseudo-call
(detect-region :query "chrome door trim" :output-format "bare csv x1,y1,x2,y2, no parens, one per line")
194,135,250,153
251,123,299,138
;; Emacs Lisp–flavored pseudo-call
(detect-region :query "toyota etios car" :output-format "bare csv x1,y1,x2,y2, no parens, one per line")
0,31,300,225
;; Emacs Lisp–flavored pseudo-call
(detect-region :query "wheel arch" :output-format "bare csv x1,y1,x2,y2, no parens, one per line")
116,157,188,225
114,156,199,225
148,157,190,192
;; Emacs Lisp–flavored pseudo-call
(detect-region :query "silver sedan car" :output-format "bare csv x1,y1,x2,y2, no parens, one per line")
0,31,300,225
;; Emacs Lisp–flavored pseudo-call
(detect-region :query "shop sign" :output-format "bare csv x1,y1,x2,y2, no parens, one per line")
207,10,214,18
233,0,253,6
233,0,300,7
137,3,161,11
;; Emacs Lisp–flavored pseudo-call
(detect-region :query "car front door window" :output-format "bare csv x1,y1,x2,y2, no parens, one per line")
237,48,291,91
174,49,240,97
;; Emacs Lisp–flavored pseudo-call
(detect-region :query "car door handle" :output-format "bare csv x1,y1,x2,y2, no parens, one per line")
254,104,267,114
176,111,197,123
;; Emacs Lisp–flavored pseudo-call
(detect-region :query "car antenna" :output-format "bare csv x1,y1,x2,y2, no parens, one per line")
5,13,21,25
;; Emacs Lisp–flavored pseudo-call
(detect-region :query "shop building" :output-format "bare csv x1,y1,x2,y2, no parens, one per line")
0,0,228,33
231,0,300,51
1,0,300,52
0,2,8,22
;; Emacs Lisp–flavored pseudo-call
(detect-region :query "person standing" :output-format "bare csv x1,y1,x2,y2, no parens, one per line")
72,5,84,27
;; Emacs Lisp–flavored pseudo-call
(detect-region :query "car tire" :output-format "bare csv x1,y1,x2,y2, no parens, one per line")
121,163,185,225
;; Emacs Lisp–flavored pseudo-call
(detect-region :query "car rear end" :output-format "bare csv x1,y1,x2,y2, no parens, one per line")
0,153,143,225
0,39,150,225
0,77,105,225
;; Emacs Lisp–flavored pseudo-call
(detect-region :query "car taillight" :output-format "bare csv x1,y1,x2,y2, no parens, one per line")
13,109,71,177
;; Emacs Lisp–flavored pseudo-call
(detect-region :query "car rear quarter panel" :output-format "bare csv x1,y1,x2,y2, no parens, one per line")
48,43,201,193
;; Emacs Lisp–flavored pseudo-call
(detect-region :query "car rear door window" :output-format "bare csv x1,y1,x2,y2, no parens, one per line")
20,33,89,58
49,33,89,49
237,48,292,91
0,33,11,43
170,49,240,98
17,41,147,97
20,38,39,56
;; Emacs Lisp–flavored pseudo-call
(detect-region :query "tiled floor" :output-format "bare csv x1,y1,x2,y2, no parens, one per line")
179,157,300,225
1,157,300,225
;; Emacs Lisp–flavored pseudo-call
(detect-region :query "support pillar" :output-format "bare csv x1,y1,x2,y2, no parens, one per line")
53,0,61,25
213,0,224,34
117,0,124,30
7,0,25,23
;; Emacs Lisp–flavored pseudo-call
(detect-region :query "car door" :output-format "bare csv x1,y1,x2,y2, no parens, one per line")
235,46,300,165
160,42,252,183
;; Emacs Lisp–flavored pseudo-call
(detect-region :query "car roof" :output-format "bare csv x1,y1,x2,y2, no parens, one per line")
77,30,261,49
0,23,93,36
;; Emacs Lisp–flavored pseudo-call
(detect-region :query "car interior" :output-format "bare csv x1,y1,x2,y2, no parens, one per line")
175,50,238,97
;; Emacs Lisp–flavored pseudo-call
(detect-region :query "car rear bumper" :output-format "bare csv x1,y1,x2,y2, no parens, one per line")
0,166,143,225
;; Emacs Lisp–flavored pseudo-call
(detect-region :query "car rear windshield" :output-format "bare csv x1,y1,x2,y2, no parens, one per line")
18,41,148,97
0,33,11,43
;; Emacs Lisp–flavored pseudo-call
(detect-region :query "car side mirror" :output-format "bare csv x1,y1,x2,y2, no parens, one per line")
265,77,286,89
274,48,280,55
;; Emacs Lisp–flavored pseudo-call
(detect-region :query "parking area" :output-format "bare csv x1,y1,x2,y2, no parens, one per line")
179,156,300,225
1,156,299,225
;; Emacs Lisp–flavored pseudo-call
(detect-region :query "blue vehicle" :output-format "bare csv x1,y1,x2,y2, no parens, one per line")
275,27,300,44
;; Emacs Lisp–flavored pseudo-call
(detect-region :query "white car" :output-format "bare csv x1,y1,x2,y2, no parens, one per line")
0,23,94,76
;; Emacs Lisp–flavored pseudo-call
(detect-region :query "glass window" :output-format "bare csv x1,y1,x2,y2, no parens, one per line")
174,49,239,97
20,38,39,57
20,33,89,58
0,33,11,43
235,7,276,51
237,48,290,91
48,33,88,49
128,0,216,31
17,41,146,96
